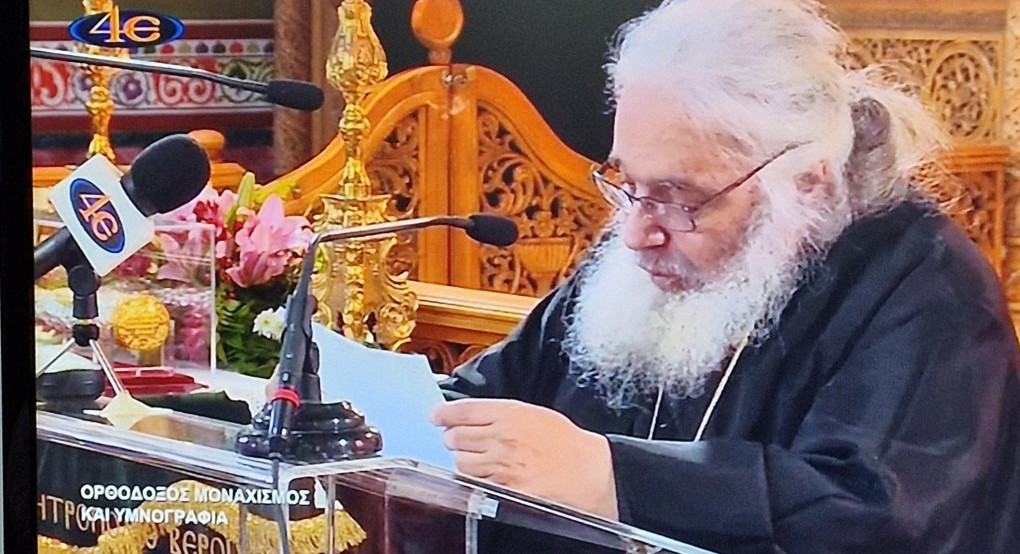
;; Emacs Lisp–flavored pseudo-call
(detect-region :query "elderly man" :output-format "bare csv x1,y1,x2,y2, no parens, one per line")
431,0,1020,552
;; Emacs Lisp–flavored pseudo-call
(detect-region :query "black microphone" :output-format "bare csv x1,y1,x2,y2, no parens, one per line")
265,80,325,112
461,214,519,247
312,214,520,247
30,46,325,112
255,214,519,459
34,135,211,280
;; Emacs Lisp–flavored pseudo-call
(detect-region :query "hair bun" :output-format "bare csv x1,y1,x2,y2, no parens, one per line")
850,97,891,152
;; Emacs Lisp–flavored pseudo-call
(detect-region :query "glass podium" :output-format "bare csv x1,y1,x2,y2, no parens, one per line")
37,404,715,554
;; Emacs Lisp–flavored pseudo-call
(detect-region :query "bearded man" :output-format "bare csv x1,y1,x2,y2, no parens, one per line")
430,0,1020,552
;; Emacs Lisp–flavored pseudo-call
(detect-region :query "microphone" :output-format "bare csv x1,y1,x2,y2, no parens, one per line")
243,213,519,459
34,135,211,280
314,214,520,247
30,46,325,112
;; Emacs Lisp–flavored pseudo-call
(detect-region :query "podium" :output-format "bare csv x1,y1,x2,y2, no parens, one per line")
37,405,714,554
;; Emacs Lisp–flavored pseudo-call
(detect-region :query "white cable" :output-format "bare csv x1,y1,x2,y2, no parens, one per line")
647,384,666,440
694,336,749,442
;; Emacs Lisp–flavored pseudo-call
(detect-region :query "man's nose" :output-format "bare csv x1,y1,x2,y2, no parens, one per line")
621,209,667,250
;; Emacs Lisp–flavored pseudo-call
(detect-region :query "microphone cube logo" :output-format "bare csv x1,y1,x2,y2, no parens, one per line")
69,6,185,48
49,155,155,276
69,179,126,254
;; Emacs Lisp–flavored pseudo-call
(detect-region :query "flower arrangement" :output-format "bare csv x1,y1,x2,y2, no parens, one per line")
167,173,313,377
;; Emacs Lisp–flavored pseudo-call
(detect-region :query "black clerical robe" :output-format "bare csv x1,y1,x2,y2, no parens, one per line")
442,202,1020,553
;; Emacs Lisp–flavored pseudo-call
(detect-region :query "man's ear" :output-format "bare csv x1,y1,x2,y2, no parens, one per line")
794,161,833,194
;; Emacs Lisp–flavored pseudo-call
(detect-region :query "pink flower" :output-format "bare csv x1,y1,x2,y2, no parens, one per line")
168,186,220,224
167,187,242,262
176,325,210,363
224,196,313,288
161,185,312,290
168,187,236,231
215,229,236,262
156,228,215,284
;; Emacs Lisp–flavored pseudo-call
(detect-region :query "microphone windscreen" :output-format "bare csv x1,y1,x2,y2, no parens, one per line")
123,134,211,216
266,79,325,111
467,214,519,247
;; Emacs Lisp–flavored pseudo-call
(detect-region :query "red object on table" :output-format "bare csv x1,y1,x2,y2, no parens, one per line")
102,366,205,397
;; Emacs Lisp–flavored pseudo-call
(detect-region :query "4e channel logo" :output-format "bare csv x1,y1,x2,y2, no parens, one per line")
70,179,126,254
69,6,185,48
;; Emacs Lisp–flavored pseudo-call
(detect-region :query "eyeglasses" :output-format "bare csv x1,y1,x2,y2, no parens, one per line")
592,144,803,232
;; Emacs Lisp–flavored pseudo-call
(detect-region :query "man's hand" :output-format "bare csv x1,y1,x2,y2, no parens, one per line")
430,399,619,520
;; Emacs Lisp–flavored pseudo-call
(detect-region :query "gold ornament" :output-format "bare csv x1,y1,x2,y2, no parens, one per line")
312,0,419,349
79,0,130,163
109,294,171,352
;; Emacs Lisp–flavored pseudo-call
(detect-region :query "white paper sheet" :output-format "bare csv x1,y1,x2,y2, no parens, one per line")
311,323,454,470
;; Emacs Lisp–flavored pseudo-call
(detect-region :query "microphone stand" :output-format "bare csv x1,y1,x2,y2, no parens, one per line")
31,46,272,98
30,46,325,112
234,218,469,461
234,241,382,462
35,249,129,403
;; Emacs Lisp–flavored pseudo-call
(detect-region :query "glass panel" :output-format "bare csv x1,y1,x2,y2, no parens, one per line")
37,406,714,553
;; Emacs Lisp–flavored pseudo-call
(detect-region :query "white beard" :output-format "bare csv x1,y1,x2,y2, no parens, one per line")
561,190,850,410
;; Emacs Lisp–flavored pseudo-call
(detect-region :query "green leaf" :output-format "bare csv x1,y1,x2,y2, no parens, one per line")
237,172,256,210
222,337,246,349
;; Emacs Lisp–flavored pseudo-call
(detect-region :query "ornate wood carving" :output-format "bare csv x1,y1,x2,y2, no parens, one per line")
397,282,537,373
933,168,1003,270
828,4,1005,34
400,338,460,374
396,339,492,374
1003,0,1020,328
402,281,535,372
367,111,423,280
476,107,610,296
845,37,1001,141
1006,247,1020,303
456,344,488,366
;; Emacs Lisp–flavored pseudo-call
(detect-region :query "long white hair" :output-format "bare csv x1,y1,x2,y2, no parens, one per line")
562,0,950,409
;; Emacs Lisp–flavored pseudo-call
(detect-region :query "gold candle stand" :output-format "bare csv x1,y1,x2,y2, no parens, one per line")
79,0,130,162
312,0,418,349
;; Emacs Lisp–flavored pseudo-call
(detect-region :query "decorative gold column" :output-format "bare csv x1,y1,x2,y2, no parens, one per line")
79,0,128,162
312,0,418,349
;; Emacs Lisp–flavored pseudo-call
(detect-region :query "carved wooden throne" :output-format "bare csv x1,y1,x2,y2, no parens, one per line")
274,11,608,298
